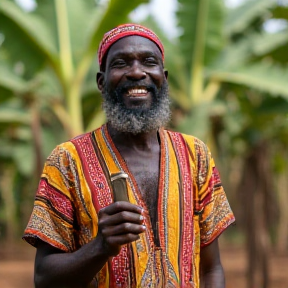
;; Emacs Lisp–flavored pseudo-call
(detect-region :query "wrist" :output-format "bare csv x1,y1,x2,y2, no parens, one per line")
93,233,117,258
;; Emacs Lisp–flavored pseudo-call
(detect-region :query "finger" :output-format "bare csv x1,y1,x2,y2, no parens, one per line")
100,201,143,216
102,223,146,237
100,211,145,227
106,233,142,246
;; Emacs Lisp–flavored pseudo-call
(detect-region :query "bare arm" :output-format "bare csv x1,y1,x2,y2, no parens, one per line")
34,201,145,288
35,237,108,288
200,238,225,288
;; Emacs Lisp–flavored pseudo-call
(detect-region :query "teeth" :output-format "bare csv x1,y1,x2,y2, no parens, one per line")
128,88,147,95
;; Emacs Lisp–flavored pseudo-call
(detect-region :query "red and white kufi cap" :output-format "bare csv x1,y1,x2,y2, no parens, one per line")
98,23,164,67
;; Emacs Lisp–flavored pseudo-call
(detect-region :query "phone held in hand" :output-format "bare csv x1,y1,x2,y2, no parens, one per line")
111,172,129,202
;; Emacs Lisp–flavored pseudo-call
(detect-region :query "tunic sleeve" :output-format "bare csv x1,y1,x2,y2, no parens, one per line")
193,139,235,247
23,145,76,252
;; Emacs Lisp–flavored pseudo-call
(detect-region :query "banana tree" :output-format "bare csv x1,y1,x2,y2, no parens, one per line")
160,1,288,287
0,0,151,241
170,0,288,206
172,0,288,139
0,0,151,178
0,0,150,136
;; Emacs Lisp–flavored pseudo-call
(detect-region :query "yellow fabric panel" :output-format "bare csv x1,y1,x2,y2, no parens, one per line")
94,129,120,175
181,133,235,247
43,142,98,239
165,132,180,279
192,214,200,288
184,135,201,285
42,166,70,199
96,264,109,288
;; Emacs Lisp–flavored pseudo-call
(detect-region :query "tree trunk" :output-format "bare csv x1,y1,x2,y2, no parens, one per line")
0,166,18,242
30,99,43,177
276,170,288,252
239,141,273,288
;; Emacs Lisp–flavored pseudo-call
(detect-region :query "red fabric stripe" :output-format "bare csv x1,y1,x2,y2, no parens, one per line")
168,131,194,286
37,179,73,222
71,132,112,212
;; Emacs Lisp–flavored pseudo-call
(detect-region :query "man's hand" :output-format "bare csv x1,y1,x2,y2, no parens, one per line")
97,201,146,256
34,202,145,288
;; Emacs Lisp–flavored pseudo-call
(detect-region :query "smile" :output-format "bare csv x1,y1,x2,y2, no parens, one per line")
127,87,148,97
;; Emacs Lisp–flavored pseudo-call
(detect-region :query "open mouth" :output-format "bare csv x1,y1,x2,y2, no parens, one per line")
127,87,149,97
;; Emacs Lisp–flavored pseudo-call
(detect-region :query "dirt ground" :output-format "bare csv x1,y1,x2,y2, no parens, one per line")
0,241,288,288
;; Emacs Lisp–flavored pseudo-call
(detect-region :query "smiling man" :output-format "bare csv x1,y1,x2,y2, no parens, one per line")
23,24,235,288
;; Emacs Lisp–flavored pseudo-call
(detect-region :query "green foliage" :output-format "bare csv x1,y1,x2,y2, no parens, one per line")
225,0,279,36
178,100,226,141
208,62,288,99
0,0,151,136
0,107,30,124
177,0,225,71
0,0,152,239
272,5,288,20
140,16,191,108
0,0,58,78
0,64,28,100
213,29,288,69
172,0,288,199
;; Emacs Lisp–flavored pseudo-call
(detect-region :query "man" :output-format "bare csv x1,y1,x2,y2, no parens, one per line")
23,24,235,288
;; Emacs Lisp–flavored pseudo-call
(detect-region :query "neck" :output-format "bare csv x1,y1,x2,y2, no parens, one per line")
107,122,160,151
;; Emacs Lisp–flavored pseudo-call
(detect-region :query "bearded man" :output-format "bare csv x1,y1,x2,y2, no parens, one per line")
23,24,235,288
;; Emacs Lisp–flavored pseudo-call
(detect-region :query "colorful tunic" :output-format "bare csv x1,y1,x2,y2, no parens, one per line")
23,124,235,288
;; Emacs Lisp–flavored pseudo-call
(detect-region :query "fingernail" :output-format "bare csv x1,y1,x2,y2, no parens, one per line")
142,225,146,230
140,215,144,220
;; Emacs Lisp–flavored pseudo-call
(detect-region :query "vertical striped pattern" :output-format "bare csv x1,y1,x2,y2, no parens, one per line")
168,131,194,285
23,124,235,287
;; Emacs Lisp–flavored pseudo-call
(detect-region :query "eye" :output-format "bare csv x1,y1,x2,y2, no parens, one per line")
144,57,158,66
111,59,126,68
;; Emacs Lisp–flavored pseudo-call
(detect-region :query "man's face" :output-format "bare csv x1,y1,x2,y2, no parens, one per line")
97,36,170,134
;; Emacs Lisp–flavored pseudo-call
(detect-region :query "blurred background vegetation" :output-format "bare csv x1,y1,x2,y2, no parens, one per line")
0,0,287,287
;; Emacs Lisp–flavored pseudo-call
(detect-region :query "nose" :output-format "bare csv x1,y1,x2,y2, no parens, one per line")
125,61,146,80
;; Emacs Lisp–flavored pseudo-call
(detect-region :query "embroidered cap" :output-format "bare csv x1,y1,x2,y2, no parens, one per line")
98,23,165,68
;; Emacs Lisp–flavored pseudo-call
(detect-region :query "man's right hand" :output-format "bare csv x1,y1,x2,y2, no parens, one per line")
34,202,145,288
97,201,146,256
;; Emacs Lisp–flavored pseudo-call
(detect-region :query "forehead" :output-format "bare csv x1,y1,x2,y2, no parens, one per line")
106,35,162,61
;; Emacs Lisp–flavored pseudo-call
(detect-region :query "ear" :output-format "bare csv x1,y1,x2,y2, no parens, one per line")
164,69,168,79
96,72,105,93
